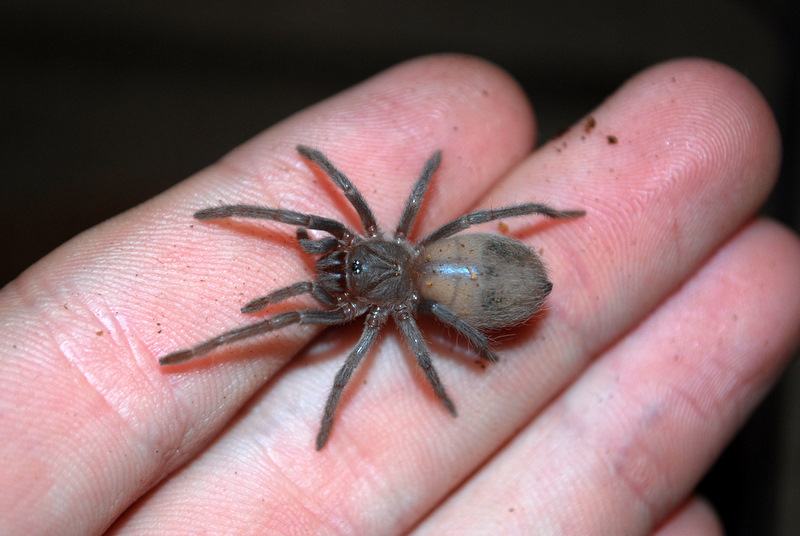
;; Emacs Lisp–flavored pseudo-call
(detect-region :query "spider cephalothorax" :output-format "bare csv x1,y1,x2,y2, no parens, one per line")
160,146,584,449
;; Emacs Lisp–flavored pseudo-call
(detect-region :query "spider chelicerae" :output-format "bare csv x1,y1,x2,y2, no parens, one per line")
160,146,584,449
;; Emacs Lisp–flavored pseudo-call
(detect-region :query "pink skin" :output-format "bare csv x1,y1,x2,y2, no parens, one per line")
0,55,796,535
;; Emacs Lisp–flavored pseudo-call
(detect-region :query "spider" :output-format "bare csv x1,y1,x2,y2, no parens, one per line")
160,145,585,449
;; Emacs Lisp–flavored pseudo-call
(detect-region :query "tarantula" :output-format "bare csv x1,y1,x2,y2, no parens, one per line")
160,145,584,449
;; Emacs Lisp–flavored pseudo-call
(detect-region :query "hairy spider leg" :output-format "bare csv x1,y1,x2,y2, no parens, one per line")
393,309,458,417
241,281,337,314
296,145,380,237
316,308,388,450
295,228,339,255
159,308,360,366
195,204,351,238
394,150,442,239
420,203,586,247
418,301,500,362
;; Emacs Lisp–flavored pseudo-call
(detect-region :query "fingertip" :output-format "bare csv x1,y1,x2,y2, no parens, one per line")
653,496,724,536
604,58,781,191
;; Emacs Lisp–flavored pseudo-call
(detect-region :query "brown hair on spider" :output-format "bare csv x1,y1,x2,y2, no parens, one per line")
160,145,585,450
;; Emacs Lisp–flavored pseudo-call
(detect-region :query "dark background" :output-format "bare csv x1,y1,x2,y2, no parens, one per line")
2,2,798,534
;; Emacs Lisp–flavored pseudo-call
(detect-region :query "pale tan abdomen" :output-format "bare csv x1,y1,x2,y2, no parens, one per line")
413,234,552,330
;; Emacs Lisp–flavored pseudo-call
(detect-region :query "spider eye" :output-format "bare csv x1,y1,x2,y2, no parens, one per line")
351,259,362,274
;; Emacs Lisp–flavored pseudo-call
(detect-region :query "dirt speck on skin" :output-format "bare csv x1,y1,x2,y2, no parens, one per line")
583,116,596,133
607,135,618,144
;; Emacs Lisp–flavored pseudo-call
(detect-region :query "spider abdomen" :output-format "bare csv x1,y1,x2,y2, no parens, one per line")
414,234,552,330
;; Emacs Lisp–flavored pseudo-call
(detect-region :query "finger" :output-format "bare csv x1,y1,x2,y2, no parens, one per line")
413,219,800,534
0,55,534,535
652,497,723,536
108,59,788,534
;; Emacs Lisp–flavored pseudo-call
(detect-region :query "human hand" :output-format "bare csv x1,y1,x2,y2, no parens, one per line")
1,55,797,535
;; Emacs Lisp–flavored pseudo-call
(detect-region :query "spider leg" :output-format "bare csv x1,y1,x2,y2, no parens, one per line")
418,301,499,362
195,204,350,238
242,281,336,313
316,309,387,450
159,308,353,366
394,150,442,239
420,203,586,246
296,145,380,238
296,228,339,255
393,311,457,417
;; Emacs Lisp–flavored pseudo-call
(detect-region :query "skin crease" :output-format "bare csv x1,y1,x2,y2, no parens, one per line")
0,54,796,536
